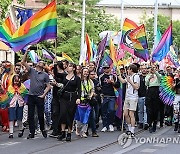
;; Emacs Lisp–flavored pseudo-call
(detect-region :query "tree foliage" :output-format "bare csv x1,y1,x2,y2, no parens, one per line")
54,0,120,62
0,0,24,22
140,14,180,52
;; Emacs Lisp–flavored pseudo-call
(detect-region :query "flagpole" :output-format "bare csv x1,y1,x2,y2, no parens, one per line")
80,0,86,56
153,0,158,51
55,38,57,57
120,0,124,31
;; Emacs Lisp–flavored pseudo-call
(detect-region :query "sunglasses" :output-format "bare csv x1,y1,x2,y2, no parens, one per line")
103,67,110,69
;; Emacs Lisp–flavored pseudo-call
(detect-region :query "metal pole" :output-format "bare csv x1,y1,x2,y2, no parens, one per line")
80,0,86,56
120,0,124,31
153,0,158,51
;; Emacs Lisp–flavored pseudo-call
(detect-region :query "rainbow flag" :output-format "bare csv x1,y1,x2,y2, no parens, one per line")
120,18,138,54
152,23,172,62
129,24,149,62
0,17,16,46
85,33,93,62
62,52,74,63
9,1,57,52
109,38,118,65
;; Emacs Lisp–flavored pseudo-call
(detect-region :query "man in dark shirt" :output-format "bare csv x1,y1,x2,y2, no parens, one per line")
173,69,180,132
21,50,51,139
99,63,120,132
138,65,148,130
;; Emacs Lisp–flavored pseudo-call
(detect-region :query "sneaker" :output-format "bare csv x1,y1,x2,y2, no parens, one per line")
138,123,143,129
101,127,108,132
18,129,25,138
174,123,178,131
131,132,135,138
42,130,47,138
9,133,13,139
149,127,153,133
27,133,34,139
49,131,58,138
92,132,99,137
81,132,87,138
109,125,114,132
144,124,149,130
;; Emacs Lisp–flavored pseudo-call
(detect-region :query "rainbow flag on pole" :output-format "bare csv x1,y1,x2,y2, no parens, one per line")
129,24,149,61
9,0,57,52
120,18,138,54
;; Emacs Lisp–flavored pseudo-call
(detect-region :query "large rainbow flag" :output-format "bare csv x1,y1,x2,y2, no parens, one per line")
7,0,57,52
152,23,172,62
0,17,16,46
129,24,149,61
120,18,138,54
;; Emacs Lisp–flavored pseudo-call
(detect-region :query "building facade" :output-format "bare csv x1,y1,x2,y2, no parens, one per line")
96,3,180,24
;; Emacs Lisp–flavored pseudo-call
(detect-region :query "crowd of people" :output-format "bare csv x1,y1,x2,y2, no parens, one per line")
0,49,180,142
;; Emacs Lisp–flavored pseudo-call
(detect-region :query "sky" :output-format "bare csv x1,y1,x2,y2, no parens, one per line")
99,0,180,6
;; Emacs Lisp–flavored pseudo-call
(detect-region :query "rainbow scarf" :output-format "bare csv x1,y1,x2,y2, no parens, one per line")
8,84,28,103
159,76,175,106
129,24,149,62
0,1,57,52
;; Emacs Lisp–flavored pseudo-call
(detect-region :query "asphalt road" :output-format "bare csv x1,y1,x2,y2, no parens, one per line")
0,125,179,154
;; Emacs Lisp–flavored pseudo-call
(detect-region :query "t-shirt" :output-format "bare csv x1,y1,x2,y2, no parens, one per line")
125,74,140,99
28,67,49,96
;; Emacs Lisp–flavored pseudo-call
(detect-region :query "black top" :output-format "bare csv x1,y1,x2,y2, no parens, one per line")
54,64,81,99
175,78,180,94
53,64,66,98
138,74,147,97
99,73,120,96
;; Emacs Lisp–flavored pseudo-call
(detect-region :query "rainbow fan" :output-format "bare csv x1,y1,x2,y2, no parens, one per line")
159,76,175,106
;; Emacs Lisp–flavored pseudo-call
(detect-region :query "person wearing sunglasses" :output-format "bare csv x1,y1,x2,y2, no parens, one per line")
99,63,120,132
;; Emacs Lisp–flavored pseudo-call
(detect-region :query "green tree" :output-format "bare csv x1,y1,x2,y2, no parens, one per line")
55,0,120,62
0,0,24,22
141,14,180,51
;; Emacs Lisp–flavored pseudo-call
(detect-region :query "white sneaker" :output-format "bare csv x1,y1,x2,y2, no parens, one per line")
109,125,114,132
101,127,108,132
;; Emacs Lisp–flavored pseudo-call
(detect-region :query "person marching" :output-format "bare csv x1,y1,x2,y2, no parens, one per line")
54,62,81,142
21,50,51,139
7,75,28,138
118,64,140,137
